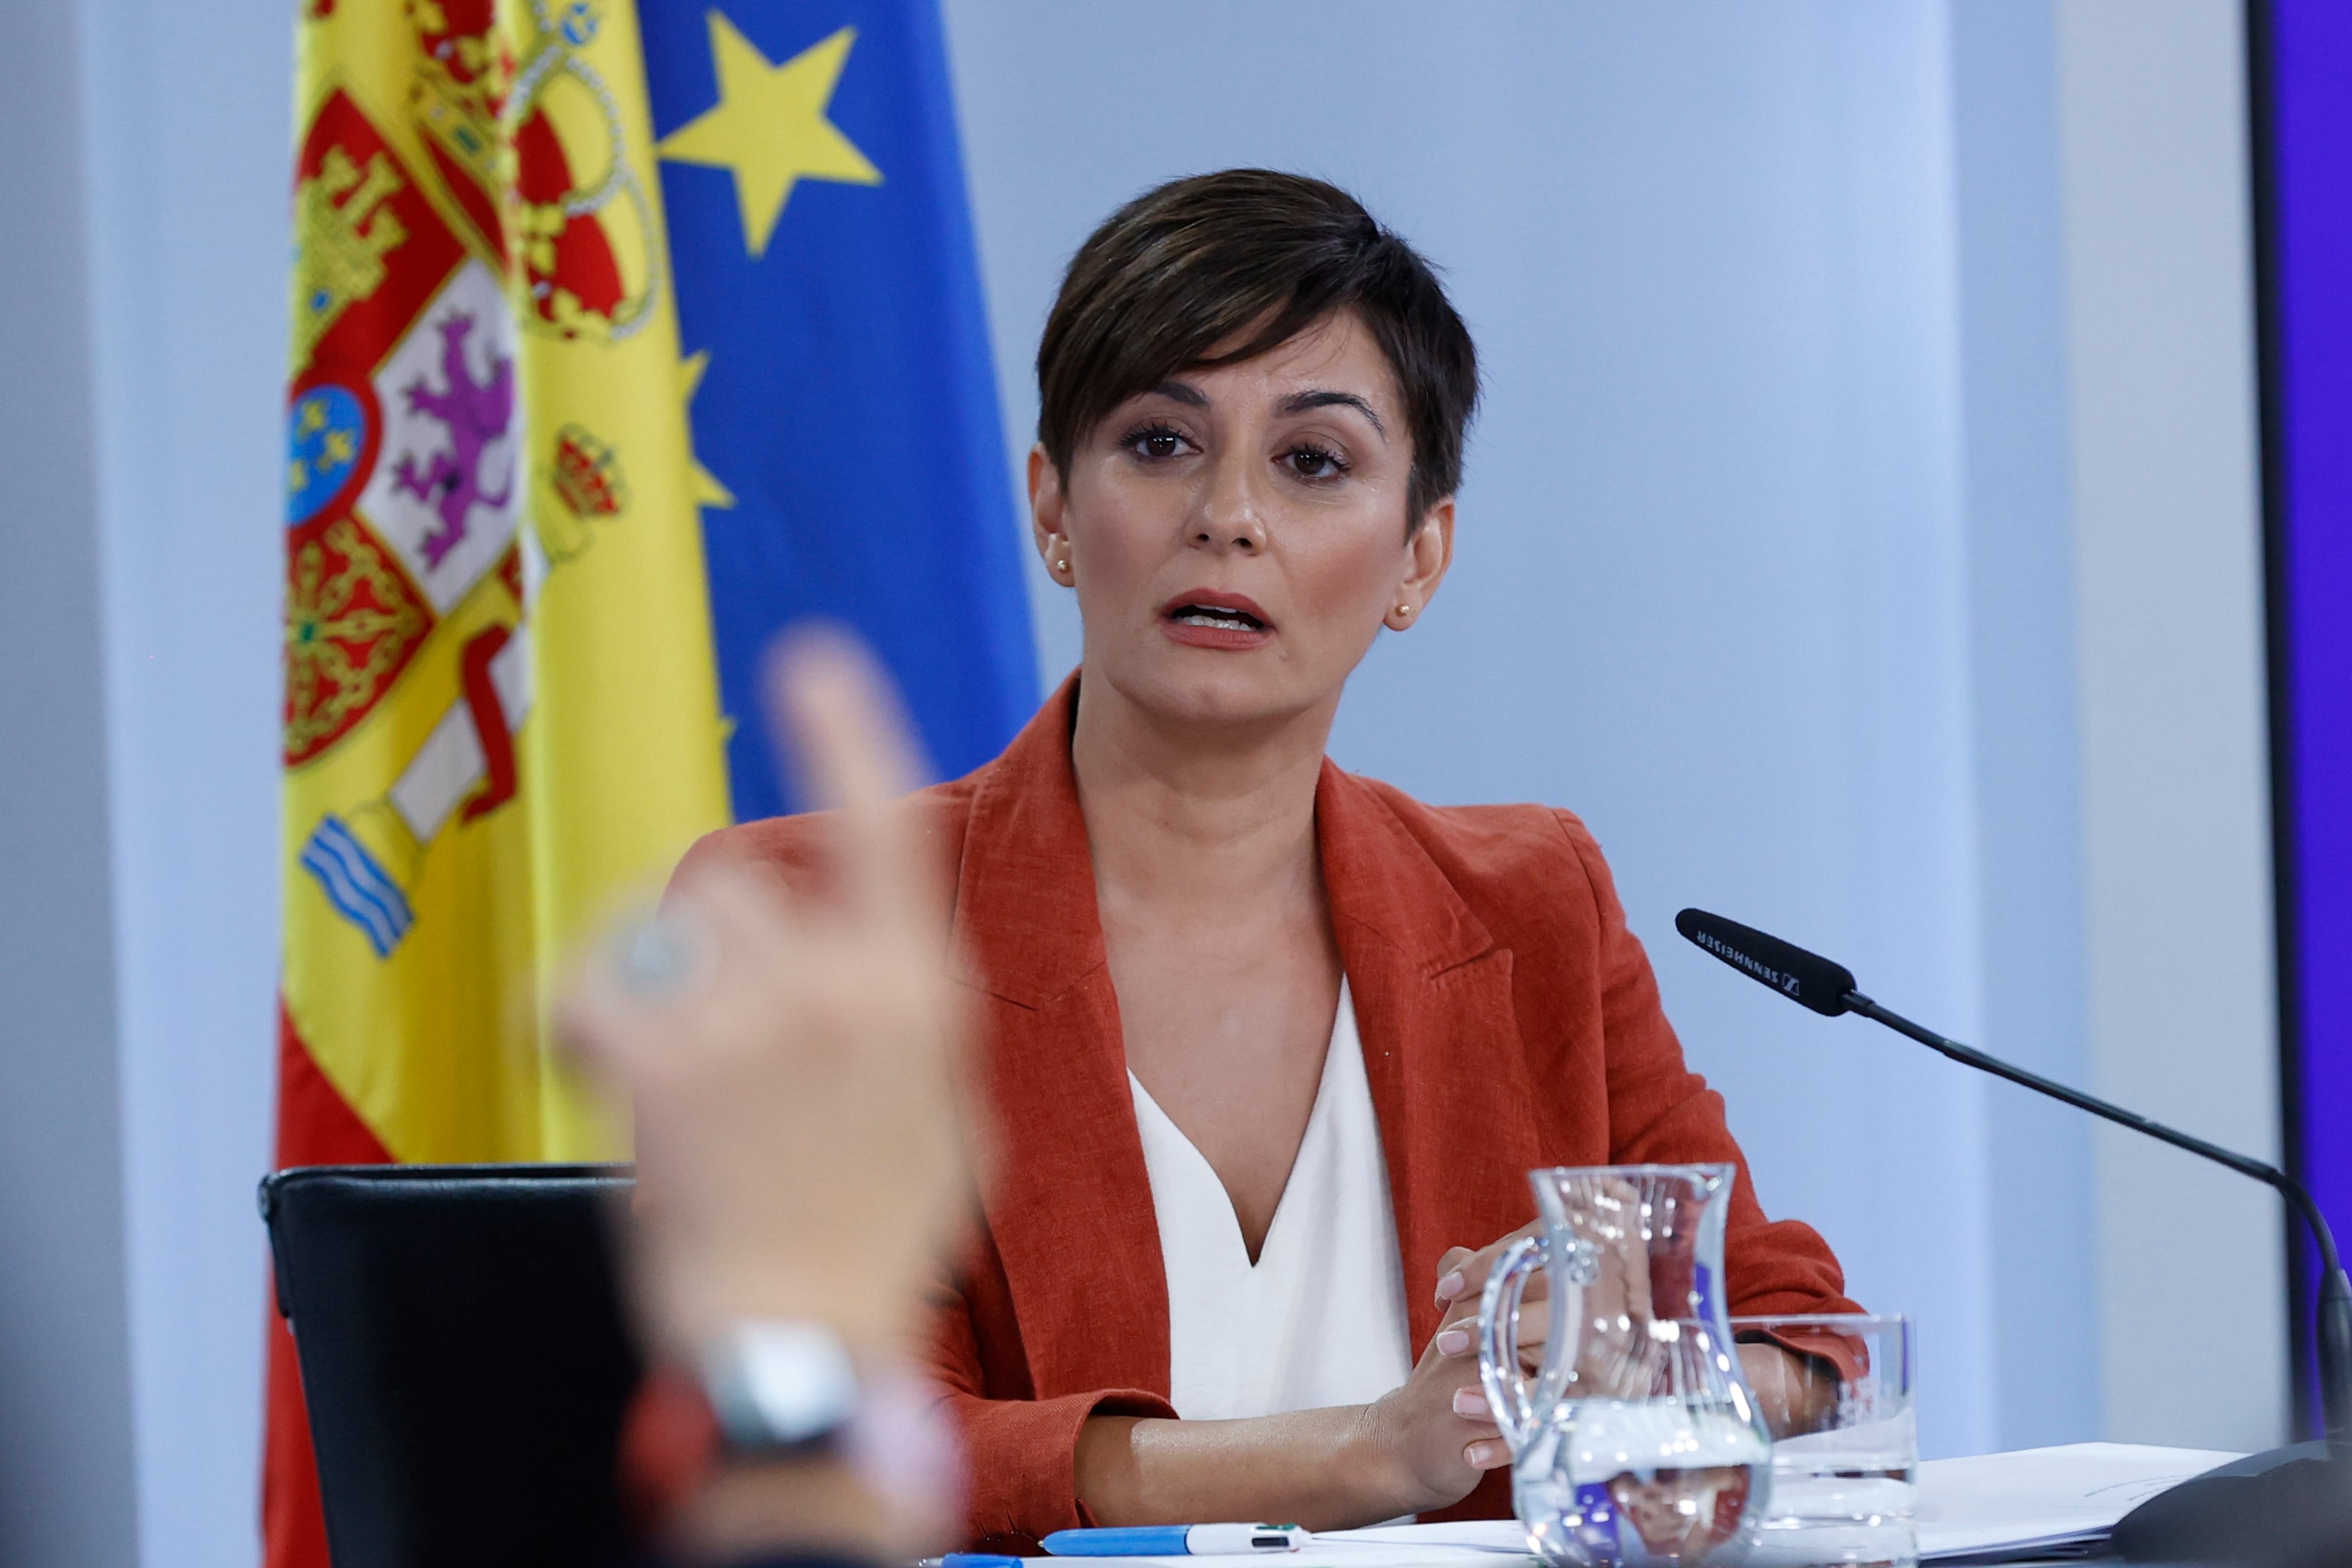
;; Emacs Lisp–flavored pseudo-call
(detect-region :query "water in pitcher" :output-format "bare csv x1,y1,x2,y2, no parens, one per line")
1480,1165,1777,1567
1512,1395,1772,1567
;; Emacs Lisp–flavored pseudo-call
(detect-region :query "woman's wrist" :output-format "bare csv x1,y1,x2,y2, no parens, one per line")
1341,1394,1446,1520
1232,1401,1411,1523
1334,1401,1411,1519
1077,1405,1433,1531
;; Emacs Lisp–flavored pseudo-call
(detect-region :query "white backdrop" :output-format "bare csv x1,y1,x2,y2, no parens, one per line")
0,4,2285,1567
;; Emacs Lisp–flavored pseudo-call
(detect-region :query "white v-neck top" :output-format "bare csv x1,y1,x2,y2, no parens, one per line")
1126,979,1414,1422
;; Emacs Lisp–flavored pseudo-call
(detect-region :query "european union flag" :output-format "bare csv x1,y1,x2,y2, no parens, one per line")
645,1,1037,818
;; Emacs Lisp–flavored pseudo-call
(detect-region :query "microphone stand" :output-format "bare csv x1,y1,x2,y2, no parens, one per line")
1841,987,2352,1454
1836,988,2352,1562
1673,908,2352,1561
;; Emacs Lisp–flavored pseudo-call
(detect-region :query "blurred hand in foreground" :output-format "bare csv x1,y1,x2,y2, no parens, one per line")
555,633,976,1557
559,633,975,1359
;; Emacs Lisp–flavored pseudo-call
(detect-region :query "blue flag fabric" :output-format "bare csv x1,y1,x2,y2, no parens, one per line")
644,0,1038,819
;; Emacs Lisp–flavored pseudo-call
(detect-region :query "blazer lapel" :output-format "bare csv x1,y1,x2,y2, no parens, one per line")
948,694,1548,1396
950,678,1172,1399
1317,766,1546,1354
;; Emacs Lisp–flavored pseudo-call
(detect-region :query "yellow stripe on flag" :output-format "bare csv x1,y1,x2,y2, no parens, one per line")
281,0,729,1166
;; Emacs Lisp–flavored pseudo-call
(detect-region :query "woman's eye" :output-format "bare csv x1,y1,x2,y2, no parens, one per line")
1125,425,1190,460
1284,444,1348,480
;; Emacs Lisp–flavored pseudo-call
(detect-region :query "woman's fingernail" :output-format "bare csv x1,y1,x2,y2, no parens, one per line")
1435,1270,1466,1301
1436,1327,1471,1356
1454,1387,1489,1417
1466,1440,1505,1468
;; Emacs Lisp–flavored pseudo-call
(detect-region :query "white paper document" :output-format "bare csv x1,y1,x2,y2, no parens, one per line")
1912,1440,2241,1563
1092,1441,2238,1568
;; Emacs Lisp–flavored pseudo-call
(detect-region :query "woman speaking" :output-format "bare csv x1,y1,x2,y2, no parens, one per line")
679,169,1859,1546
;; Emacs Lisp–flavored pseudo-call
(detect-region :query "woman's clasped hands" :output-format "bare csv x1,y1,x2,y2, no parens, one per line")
1353,1187,1662,1515
1350,1269,1515,1507
1425,1191,1842,1456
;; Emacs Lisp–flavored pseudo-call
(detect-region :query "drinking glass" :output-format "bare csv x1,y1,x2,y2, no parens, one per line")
1731,1313,1916,1568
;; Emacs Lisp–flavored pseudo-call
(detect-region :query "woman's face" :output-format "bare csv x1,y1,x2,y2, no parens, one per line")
1030,310,1453,735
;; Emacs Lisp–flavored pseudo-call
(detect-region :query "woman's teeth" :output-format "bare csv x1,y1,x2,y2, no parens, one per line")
1175,607,1261,629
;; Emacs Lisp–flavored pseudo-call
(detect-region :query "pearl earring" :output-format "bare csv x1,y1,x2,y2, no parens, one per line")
1396,604,1412,618
1056,558,1070,573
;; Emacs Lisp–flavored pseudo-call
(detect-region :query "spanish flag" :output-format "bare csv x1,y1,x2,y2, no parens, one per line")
272,1,1034,1558
272,2,730,1562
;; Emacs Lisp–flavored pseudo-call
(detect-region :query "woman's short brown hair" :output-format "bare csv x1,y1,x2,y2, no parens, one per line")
1036,170,1480,529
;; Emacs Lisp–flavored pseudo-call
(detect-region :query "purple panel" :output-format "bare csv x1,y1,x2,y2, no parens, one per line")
2267,0,2352,1429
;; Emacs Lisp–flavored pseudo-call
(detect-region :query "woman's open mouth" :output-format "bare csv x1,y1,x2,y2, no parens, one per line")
1160,591,1275,650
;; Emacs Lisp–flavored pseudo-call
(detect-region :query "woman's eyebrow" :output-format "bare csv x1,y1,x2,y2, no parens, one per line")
1149,380,1209,407
1278,388,1388,438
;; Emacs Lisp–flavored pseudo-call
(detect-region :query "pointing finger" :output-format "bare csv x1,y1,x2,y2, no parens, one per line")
763,629,934,930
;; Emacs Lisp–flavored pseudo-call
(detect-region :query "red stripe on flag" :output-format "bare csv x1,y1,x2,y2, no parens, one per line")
457,622,518,823
264,1001,393,1568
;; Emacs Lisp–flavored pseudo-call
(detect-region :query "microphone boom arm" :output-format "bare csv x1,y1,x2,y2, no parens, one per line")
1841,987,2351,1446
1843,990,2342,1277
1675,904,2352,1448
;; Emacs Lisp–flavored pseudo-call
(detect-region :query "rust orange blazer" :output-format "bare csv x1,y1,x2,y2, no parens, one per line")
680,677,1860,1547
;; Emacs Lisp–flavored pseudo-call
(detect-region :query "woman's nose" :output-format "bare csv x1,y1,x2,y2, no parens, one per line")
1190,456,1270,554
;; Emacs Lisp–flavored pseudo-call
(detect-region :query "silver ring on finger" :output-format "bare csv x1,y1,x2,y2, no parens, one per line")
610,909,711,1002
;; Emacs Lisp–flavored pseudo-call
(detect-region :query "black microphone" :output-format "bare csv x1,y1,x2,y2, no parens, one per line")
1673,908,1858,1016
1674,907,2352,1561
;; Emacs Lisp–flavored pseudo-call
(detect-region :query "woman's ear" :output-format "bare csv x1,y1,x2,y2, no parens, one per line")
1029,445,1074,585
1388,496,1455,628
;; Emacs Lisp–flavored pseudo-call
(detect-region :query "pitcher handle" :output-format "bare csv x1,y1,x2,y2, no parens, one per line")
1477,1234,1549,1450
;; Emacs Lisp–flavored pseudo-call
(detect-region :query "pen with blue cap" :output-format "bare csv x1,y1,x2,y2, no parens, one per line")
1041,1524,1310,1556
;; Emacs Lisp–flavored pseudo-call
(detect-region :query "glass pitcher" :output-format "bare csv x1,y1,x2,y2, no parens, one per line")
1479,1163,1773,1567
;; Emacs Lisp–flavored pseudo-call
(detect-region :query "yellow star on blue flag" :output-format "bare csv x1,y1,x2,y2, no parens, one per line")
677,350,734,509
655,15,882,258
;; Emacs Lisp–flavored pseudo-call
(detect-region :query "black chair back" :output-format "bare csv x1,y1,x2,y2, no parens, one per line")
261,1163,641,1568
